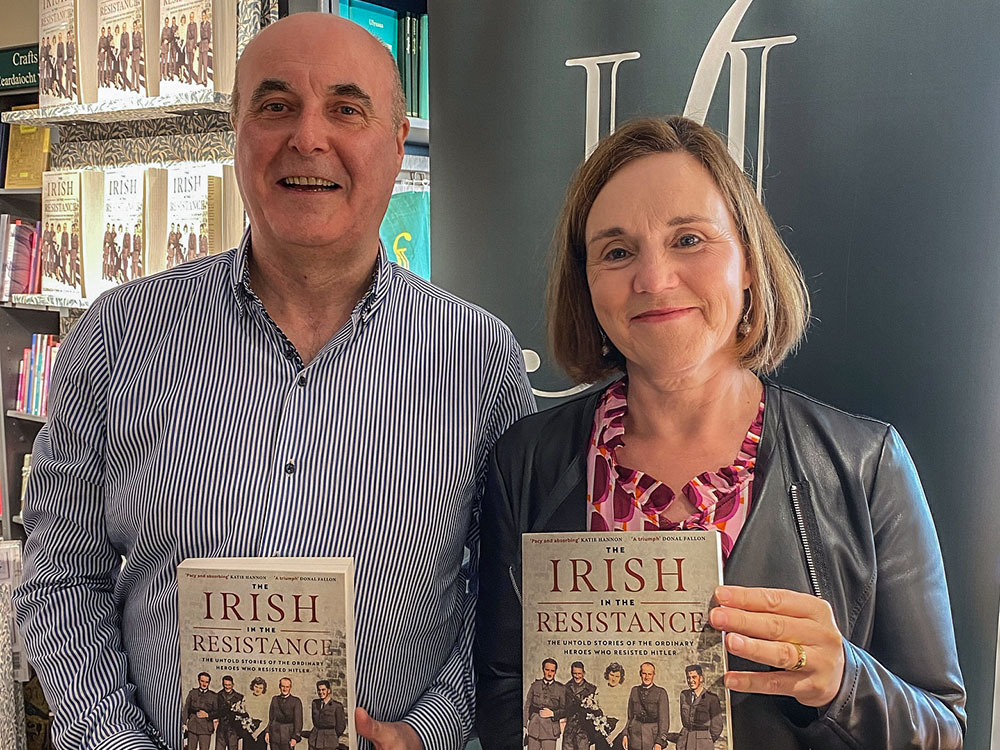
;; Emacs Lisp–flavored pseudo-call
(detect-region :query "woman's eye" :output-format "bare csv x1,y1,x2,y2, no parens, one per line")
678,233,701,248
605,247,630,261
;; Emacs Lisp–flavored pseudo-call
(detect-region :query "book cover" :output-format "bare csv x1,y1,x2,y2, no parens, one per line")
177,557,356,750
41,170,104,299
159,0,237,96
156,164,219,274
97,0,154,102
418,14,428,120
4,222,36,300
4,108,51,189
39,0,99,106
349,0,397,57
379,187,429,281
0,541,27,750
521,531,732,750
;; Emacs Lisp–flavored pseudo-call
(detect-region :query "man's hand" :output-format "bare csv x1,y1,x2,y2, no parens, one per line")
355,707,423,750
290,740,296,747
539,708,554,718
196,709,209,718
622,736,628,750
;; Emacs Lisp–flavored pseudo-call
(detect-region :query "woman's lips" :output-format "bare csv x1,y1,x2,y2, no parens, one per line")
632,307,695,322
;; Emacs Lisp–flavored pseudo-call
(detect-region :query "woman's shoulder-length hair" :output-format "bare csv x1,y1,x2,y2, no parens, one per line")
547,115,811,383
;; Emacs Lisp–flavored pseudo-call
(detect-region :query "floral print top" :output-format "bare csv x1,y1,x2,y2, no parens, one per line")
586,378,764,561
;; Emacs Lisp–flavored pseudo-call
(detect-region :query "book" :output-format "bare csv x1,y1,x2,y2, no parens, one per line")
158,0,238,96
97,0,158,102
379,187,429,280
87,165,167,298
41,170,105,299
39,0,100,106
177,557,356,749
418,14,428,119
0,541,28,683
2,221,37,301
521,531,732,749
0,541,27,750
349,0,398,57
4,107,51,189
151,163,241,275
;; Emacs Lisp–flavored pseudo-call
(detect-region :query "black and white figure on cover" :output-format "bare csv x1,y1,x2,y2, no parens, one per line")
199,8,212,85
668,665,723,750
623,663,669,750
241,677,270,750
524,658,568,750
310,680,347,749
118,23,132,91
66,30,76,99
54,32,65,98
185,12,199,84
601,663,628,749
266,677,303,749
216,675,244,750
131,18,143,93
132,223,144,279
160,17,172,79
184,672,220,750
563,662,598,750
97,27,107,87
69,224,81,288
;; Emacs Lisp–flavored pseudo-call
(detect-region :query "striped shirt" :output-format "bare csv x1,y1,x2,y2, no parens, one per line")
13,234,536,750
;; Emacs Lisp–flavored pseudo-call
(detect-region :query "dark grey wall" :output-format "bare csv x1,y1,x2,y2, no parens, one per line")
429,1,1000,746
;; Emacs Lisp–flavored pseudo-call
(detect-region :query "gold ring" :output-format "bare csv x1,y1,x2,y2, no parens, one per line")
789,643,806,671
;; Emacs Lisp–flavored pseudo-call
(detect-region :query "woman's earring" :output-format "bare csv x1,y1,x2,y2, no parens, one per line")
737,288,753,338
600,329,610,357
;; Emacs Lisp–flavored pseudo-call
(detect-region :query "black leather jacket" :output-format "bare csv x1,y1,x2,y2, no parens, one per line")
476,382,966,749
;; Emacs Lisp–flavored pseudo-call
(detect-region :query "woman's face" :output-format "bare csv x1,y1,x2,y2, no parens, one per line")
252,683,264,695
585,151,749,383
607,670,622,687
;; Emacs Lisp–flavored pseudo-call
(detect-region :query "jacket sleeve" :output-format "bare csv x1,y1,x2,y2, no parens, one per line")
476,443,527,750
807,426,966,748
12,302,160,750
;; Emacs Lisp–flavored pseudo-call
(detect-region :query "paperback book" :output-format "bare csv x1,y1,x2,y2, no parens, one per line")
522,531,732,750
177,557,356,750
41,170,105,299
158,0,238,96
39,0,99,106
0,541,26,750
97,0,156,102
4,108,51,190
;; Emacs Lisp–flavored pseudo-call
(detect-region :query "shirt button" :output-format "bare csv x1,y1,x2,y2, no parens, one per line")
298,375,307,387
284,461,295,475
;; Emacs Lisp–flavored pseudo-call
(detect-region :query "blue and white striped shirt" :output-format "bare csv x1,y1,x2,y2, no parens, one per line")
13,235,535,750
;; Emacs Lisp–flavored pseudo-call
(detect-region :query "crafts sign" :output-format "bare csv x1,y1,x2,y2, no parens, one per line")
0,46,39,91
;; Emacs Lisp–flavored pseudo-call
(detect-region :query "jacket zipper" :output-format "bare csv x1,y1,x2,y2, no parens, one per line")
508,565,522,605
789,483,823,599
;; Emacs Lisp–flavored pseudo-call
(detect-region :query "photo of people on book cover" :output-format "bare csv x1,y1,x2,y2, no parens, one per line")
159,0,213,95
97,0,146,101
39,0,80,107
521,532,732,750
41,172,84,297
177,558,356,750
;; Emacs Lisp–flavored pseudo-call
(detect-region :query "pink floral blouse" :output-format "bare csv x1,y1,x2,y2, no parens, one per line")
586,378,764,561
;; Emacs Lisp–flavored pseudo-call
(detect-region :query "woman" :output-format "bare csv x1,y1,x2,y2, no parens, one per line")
475,116,965,748
241,676,270,750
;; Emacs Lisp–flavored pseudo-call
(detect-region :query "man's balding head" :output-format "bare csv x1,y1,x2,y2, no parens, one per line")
230,13,405,130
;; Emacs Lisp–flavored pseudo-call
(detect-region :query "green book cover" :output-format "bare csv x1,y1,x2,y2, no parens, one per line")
419,14,429,119
348,0,397,58
380,189,429,281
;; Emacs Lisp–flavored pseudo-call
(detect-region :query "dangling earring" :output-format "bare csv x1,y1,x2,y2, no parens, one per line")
600,329,611,357
737,288,753,338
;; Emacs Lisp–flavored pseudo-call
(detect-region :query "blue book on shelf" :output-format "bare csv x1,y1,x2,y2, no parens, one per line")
338,1,350,16
419,14,429,119
349,0,398,58
380,189,430,281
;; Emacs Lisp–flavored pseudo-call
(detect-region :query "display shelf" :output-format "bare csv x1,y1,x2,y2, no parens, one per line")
1,91,231,127
0,188,41,196
11,515,21,526
3,297,88,313
6,411,45,425
407,117,429,146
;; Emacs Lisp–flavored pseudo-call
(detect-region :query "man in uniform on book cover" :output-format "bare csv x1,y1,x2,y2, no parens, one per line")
132,18,143,93
39,36,49,95
624,663,669,750
97,28,107,87
198,223,209,259
563,662,597,750
69,224,80,288
119,23,132,91
524,658,567,750
671,665,723,750
54,32,66,98
184,672,220,750
58,223,69,283
132,224,144,279
160,17,171,80
66,30,76,99
199,9,212,86
185,13,198,84
14,12,534,750
215,675,244,750
311,680,347,748
266,677,302,750
121,225,132,282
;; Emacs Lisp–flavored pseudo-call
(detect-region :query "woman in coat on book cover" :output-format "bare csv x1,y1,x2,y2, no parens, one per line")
475,116,966,749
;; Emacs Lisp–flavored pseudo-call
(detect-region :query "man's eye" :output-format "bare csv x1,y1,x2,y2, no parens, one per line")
263,102,286,112
338,105,359,115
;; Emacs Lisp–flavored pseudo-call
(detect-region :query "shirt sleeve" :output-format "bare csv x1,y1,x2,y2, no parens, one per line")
403,328,535,748
13,301,161,750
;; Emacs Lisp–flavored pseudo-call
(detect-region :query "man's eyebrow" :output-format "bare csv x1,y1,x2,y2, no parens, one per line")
327,83,374,111
248,79,293,108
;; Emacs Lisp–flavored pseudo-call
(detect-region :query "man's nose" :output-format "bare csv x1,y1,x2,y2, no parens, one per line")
288,108,331,155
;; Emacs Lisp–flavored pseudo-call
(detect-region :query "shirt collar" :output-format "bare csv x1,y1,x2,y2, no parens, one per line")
230,227,394,325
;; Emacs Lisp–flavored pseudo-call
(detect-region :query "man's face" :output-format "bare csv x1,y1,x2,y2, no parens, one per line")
542,663,556,681
571,667,584,684
232,14,407,260
279,679,291,696
318,684,330,699
686,670,703,690
223,678,234,693
640,664,655,687
199,674,210,690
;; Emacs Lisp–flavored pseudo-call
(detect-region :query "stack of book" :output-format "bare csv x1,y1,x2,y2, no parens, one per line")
344,1,429,119
15,334,60,418
0,216,42,301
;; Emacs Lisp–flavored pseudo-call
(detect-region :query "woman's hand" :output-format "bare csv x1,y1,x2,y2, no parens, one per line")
708,585,845,708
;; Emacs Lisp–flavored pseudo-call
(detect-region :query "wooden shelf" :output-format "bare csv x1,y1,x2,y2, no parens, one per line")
0,188,41,196
6,411,45,424
1,91,231,127
11,515,22,526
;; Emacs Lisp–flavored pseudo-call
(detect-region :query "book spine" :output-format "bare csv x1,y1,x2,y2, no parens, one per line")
41,338,53,417
15,351,26,412
34,334,49,415
419,14,429,119
26,334,37,415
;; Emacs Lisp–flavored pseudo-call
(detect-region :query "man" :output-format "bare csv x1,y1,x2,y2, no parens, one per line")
121,225,132,281
524,658,567,750
132,225,144,279
65,31,76,99
624,663,669,750
69,224,80,288
563,662,597,750
97,27,109,87
199,223,209,258
170,16,181,79
266,678,302,749
54,32,65,97
673,665,723,750
160,17,172,80
188,223,198,261
14,12,533,750
119,23,131,90
58,222,69,283
185,13,198,84
132,18,144,93
199,9,212,86
311,680,347,748
216,675,244,750
184,672,219,750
